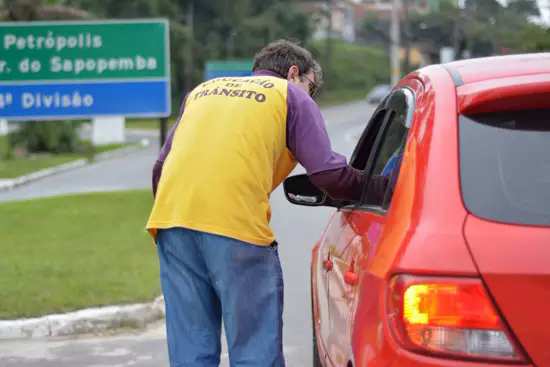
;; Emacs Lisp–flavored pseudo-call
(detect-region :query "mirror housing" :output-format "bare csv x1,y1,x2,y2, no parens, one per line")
283,174,343,208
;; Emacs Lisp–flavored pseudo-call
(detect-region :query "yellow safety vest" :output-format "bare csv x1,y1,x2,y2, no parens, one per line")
146,75,297,245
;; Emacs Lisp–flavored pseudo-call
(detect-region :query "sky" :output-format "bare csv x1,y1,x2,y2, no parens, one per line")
354,0,550,26
537,0,550,25
496,0,550,25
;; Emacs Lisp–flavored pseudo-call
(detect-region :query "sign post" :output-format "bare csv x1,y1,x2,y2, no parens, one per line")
160,117,168,147
0,19,171,144
0,119,7,135
204,60,253,80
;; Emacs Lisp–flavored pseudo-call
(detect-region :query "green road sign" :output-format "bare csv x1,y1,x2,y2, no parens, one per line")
205,60,253,80
0,19,171,119
0,19,169,81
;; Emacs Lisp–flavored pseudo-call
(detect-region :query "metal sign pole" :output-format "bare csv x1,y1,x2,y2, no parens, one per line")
160,117,168,148
391,0,402,86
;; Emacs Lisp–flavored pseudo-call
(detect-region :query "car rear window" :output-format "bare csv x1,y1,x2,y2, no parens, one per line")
460,109,550,226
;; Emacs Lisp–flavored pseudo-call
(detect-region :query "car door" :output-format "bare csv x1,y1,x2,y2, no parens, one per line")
322,87,418,366
315,105,386,365
314,106,387,365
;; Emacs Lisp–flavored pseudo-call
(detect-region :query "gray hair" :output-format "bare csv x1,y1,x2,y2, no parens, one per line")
253,39,323,90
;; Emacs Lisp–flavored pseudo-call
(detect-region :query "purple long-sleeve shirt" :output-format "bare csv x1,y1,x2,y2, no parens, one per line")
153,70,367,201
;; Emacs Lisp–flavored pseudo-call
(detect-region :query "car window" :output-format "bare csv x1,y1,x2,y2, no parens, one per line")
350,109,388,171
363,89,414,209
460,109,550,226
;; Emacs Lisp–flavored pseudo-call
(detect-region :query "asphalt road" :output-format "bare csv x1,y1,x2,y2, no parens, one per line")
0,100,375,367
0,129,157,202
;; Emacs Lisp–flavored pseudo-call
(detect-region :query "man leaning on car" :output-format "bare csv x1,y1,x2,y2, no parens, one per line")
146,39,385,367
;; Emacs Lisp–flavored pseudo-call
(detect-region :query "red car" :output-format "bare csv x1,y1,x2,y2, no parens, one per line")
284,53,550,367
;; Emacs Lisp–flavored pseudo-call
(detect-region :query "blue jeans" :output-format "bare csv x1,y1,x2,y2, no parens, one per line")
156,227,285,367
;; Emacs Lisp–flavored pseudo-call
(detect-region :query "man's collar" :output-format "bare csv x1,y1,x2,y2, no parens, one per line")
253,69,285,79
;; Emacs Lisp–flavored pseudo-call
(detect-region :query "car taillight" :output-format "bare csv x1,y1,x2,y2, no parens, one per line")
388,275,527,363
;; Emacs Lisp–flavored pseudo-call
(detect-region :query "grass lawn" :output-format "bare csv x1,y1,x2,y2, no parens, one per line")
0,190,158,319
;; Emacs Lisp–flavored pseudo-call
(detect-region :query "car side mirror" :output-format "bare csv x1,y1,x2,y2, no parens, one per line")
283,174,342,208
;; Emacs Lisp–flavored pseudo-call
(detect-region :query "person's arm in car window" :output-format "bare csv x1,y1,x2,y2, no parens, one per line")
286,83,387,202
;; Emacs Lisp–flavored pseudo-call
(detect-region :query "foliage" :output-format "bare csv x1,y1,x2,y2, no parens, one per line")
407,2,462,60
0,0,313,106
520,24,550,51
0,0,91,20
1,0,391,108
459,0,544,56
465,0,539,17
9,120,82,154
309,40,390,97
64,0,312,105
363,0,549,64
361,14,391,48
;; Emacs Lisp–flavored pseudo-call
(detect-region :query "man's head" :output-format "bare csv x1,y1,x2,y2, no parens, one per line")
253,39,323,98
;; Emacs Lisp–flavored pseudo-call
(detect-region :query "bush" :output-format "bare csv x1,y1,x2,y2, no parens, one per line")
309,40,390,98
9,121,82,154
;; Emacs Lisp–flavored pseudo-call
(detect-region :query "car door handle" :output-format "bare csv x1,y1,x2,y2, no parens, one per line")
344,271,358,286
344,260,359,286
323,253,333,271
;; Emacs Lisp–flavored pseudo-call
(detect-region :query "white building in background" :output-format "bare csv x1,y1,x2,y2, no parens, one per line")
297,0,438,44
360,0,436,18
299,0,357,43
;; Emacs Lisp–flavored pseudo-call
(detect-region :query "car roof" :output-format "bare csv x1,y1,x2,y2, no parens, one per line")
443,53,550,86
438,53,550,114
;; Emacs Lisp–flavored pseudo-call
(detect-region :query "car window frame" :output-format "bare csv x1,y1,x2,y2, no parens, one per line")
349,106,390,171
351,87,415,214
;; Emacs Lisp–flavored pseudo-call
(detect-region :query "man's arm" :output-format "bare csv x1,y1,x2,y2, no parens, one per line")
286,83,387,202
286,83,362,201
152,97,187,196
309,168,389,202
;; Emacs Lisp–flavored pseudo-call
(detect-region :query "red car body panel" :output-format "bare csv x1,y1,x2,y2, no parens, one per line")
457,74,550,114
351,67,485,367
311,53,550,367
447,53,550,84
464,216,550,367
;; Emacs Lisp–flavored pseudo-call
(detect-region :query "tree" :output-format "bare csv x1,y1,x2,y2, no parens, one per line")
462,0,545,56
520,23,550,51
405,0,548,62
0,0,90,20
505,0,540,17
63,0,312,104
0,0,91,157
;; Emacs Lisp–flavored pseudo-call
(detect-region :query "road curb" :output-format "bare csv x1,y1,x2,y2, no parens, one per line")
92,141,148,162
0,296,165,340
0,159,87,192
0,142,148,193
